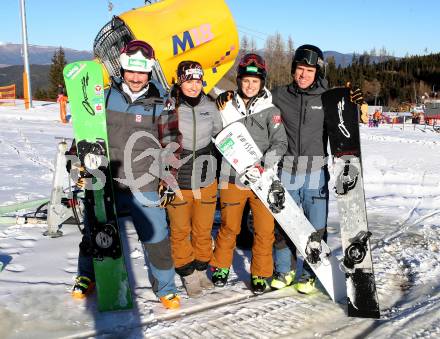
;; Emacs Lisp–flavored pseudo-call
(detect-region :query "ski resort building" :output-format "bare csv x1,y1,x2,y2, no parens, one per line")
423,99,440,125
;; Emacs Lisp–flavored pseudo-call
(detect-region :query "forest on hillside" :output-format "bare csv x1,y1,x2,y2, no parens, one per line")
229,34,440,110
327,53,440,109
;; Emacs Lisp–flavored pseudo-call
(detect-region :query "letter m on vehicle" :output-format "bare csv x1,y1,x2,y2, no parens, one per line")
172,31,194,56
172,24,214,56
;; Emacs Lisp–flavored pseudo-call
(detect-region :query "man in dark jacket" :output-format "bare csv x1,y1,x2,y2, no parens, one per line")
270,45,330,294
72,40,180,310
271,44,364,294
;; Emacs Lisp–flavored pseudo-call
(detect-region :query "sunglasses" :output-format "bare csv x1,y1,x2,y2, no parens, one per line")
239,54,266,70
120,40,155,59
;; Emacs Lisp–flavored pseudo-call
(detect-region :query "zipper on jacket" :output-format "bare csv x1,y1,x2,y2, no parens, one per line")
243,98,264,130
298,95,303,156
191,106,196,190
251,116,264,130
303,100,308,124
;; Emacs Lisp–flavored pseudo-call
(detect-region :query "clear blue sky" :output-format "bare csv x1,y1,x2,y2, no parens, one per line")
1,0,438,57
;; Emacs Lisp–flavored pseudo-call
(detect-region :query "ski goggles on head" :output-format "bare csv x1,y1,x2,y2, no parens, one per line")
239,53,266,70
177,62,204,83
120,40,155,60
295,49,323,68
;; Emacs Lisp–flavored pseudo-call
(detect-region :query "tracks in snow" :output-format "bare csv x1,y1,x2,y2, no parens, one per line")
0,128,54,172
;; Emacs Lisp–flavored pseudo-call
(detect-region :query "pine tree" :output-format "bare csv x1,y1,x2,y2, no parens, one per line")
326,56,338,87
48,47,67,99
34,87,48,100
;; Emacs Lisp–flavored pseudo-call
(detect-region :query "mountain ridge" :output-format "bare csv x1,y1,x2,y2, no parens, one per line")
0,43,93,66
0,43,388,68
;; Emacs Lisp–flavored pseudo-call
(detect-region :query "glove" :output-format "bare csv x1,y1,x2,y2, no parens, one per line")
350,88,364,105
215,90,234,110
158,183,175,208
66,160,86,189
267,180,285,213
346,82,366,123
346,82,364,105
76,178,86,189
240,164,263,186
74,166,87,189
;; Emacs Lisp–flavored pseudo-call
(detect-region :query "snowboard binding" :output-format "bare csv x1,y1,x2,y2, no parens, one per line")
335,160,359,195
87,218,121,260
343,231,372,269
76,140,107,172
267,179,285,213
305,231,323,265
94,223,121,259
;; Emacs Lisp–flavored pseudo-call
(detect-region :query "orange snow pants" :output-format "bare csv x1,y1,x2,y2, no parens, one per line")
211,182,275,277
167,182,218,270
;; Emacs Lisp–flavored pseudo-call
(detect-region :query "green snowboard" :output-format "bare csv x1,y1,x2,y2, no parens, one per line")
63,60,133,312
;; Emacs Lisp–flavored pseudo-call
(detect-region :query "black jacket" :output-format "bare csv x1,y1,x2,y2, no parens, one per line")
272,78,328,174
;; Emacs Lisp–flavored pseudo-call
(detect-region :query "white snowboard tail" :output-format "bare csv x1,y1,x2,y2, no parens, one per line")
334,157,379,314
215,122,346,302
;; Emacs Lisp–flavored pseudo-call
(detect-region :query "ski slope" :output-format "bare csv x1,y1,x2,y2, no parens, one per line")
0,101,439,338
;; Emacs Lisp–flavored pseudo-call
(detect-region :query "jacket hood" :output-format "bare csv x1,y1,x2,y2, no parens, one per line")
234,87,274,116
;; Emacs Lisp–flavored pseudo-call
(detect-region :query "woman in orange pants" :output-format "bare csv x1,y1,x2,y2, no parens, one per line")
158,61,222,297
210,53,287,294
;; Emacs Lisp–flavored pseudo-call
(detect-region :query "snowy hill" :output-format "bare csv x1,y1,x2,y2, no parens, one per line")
0,101,439,338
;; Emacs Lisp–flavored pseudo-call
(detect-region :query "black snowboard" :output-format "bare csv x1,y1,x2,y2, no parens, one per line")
322,87,380,319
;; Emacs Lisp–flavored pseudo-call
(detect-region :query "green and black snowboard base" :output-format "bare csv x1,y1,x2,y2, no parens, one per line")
63,61,133,312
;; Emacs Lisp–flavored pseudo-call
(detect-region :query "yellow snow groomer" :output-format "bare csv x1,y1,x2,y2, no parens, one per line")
94,0,239,93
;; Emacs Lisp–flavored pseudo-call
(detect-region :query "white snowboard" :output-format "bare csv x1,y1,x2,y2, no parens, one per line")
215,121,346,302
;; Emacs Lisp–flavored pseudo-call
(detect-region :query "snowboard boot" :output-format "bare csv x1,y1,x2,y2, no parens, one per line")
211,267,230,287
270,270,296,290
196,269,214,289
71,276,95,299
294,274,317,295
181,271,203,297
159,293,181,310
251,276,269,295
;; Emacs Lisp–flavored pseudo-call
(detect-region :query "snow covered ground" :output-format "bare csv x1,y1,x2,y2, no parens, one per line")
0,101,439,338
